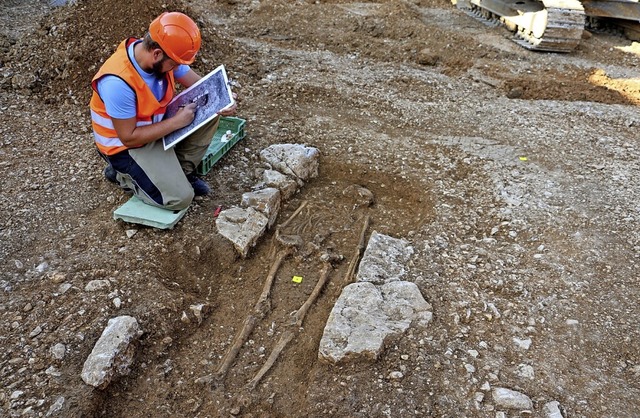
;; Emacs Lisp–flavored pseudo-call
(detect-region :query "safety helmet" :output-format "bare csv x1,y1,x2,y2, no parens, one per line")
149,12,201,65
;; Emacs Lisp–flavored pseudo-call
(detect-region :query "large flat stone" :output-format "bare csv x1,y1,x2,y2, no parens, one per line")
356,231,414,285
259,144,319,185
318,281,432,364
216,206,269,257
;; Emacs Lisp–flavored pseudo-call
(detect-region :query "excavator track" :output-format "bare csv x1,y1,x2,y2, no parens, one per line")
456,0,586,52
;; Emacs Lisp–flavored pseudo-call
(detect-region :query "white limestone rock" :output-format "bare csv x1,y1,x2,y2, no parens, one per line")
513,337,532,350
241,187,281,229
356,231,414,285
259,144,320,185
216,206,269,258
543,400,564,418
318,281,432,363
84,279,110,292
81,315,141,389
263,169,298,200
492,387,533,410
515,363,535,379
49,343,66,360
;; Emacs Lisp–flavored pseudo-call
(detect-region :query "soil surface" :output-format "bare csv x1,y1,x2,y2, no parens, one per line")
1,0,640,417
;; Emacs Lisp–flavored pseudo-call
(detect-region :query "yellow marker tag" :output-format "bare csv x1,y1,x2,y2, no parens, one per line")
519,156,528,161
292,276,303,283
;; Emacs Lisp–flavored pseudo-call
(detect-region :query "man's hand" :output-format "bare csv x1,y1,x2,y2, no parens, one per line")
112,101,197,148
219,92,239,117
174,102,197,128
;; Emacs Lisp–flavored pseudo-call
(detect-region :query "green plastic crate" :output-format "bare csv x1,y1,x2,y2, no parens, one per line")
196,116,246,175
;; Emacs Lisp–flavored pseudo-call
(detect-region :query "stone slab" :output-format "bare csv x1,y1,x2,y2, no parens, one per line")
318,281,432,364
241,187,281,228
263,169,298,200
356,231,414,285
216,206,269,257
259,144,320,185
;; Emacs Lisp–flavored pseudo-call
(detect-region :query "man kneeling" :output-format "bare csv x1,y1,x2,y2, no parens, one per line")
90,12,236,210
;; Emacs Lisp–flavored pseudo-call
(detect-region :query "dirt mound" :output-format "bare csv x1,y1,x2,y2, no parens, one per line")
1,0,195,104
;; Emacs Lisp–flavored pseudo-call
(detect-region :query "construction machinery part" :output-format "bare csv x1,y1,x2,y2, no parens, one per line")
454,0,640,52
455,0,586,52
581,0,640,20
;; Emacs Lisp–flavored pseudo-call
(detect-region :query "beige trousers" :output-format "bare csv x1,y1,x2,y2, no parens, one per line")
113,117,219,210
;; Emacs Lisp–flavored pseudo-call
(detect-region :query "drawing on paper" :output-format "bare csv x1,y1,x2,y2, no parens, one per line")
162,65,234,150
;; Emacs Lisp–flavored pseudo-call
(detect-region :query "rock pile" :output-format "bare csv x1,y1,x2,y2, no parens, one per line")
215,143,319,257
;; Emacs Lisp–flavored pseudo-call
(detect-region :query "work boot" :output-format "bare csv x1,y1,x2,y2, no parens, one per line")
104,165,118,184
186,174,211,196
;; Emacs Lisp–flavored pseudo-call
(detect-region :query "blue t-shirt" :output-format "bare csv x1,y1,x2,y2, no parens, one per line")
96,41,190,119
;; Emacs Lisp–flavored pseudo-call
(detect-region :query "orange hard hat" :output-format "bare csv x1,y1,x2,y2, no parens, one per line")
149,12,201,65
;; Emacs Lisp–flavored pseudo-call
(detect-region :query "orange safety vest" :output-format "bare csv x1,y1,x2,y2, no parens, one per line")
90,38,176,156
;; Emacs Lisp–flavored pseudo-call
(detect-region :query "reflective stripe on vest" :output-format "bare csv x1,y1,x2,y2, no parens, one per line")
89,37,175,156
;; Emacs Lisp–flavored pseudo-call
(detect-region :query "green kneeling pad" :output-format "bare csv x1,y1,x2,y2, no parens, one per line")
113,196,188,229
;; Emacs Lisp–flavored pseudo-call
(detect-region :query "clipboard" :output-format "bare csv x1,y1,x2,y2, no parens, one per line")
162,64,235,150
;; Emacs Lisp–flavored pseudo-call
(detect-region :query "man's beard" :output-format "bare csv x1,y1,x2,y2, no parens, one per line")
152,60,166,78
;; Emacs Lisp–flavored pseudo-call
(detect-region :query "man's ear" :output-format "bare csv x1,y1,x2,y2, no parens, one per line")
152,49,164,62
